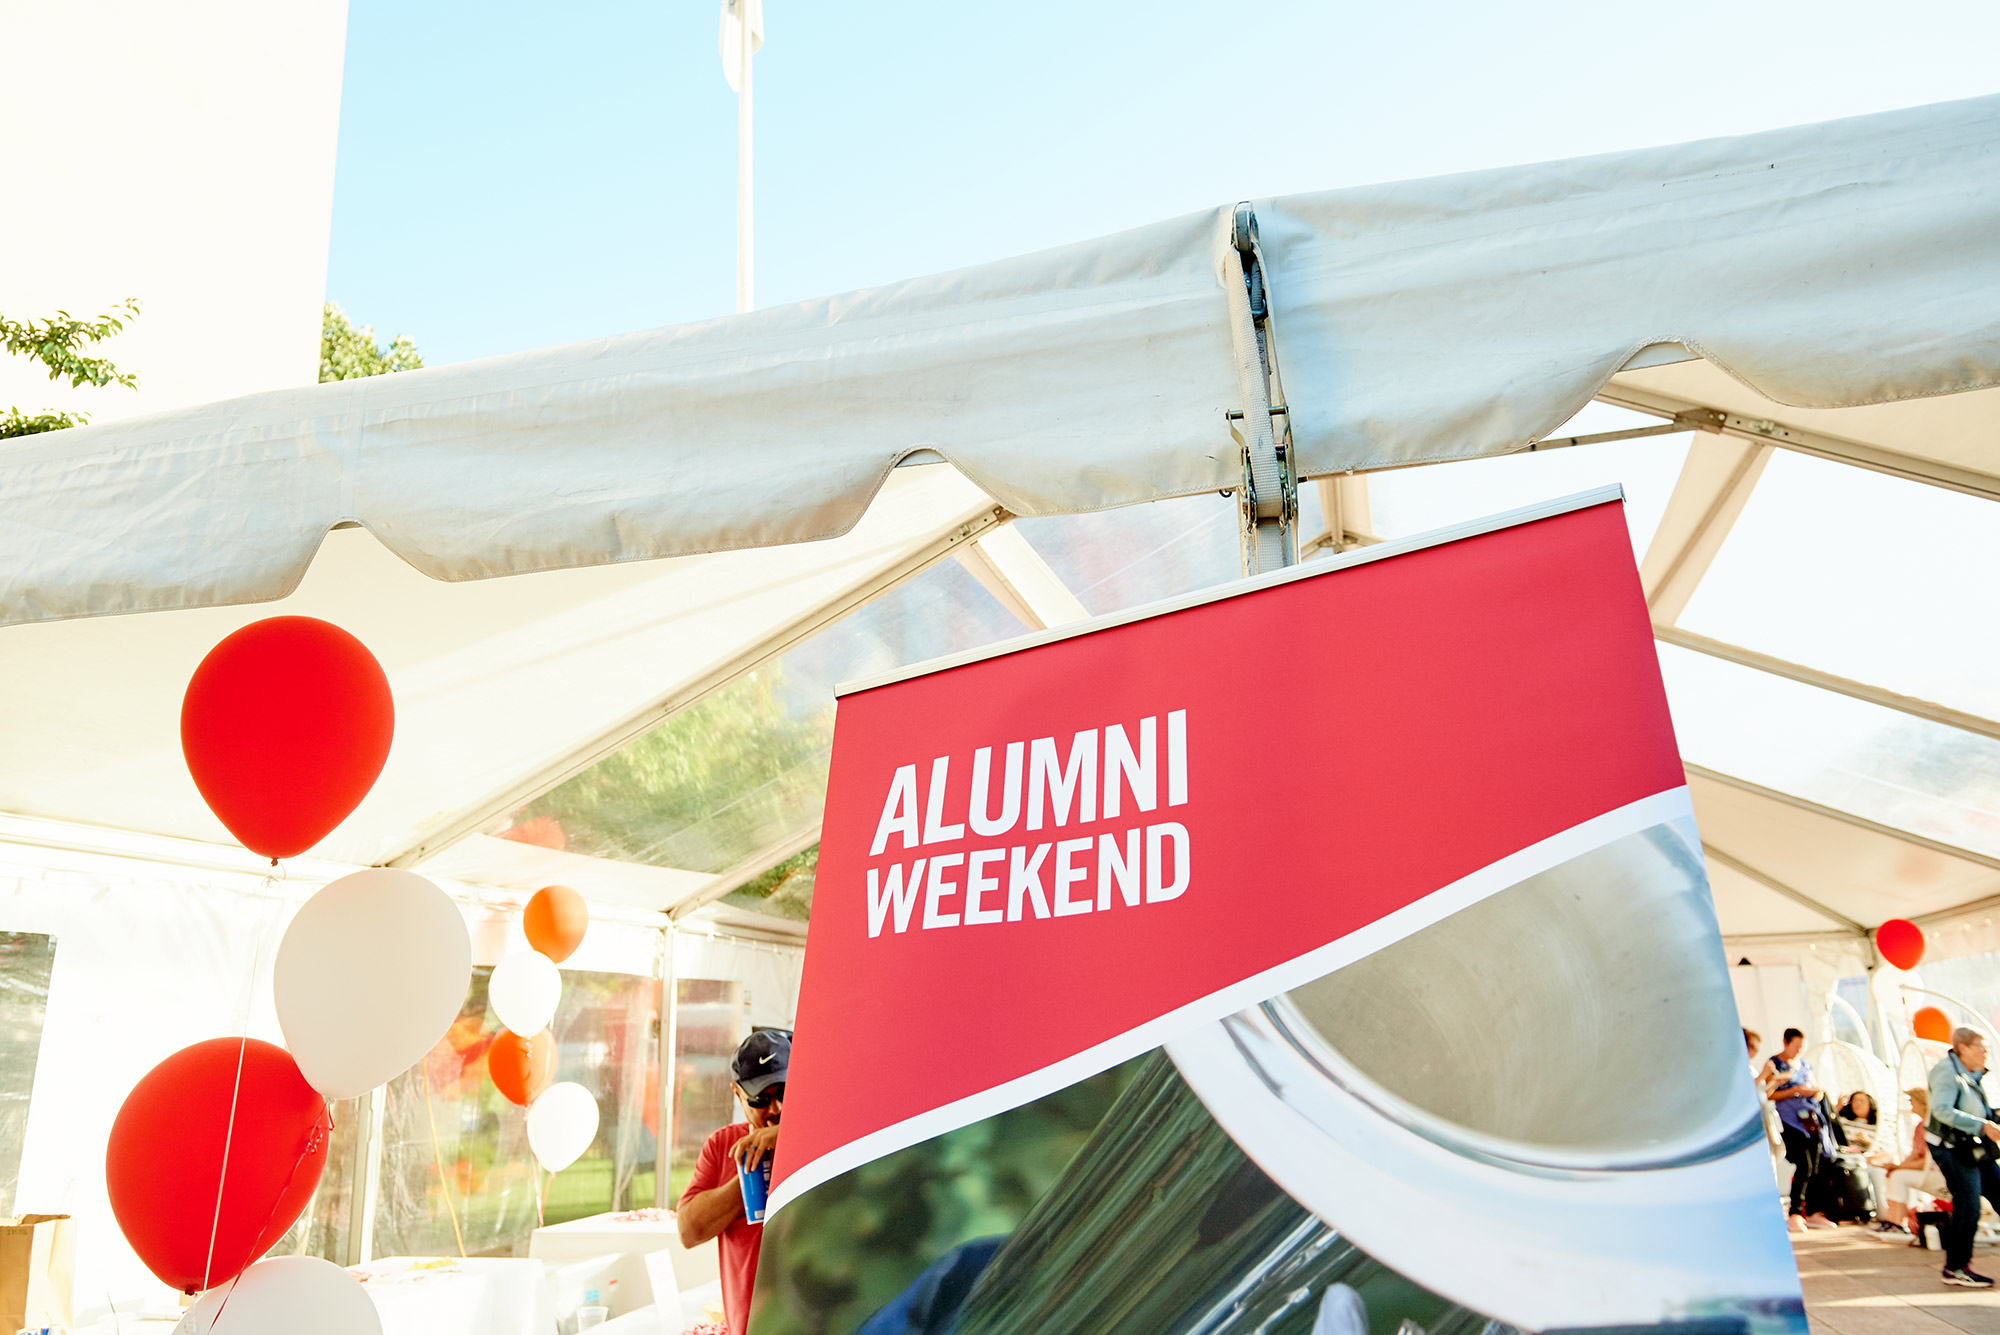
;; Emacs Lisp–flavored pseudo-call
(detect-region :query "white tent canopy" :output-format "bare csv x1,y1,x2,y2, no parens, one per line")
5,95,1999,953
2,463,998,899
8,95,1999,629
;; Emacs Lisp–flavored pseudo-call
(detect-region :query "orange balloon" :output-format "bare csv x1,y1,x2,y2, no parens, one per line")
1914,1006,1953,1043
488,1029,554,1106
523,885,588,963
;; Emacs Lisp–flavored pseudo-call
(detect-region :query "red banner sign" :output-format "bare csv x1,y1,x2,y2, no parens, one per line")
773,495,1684,1211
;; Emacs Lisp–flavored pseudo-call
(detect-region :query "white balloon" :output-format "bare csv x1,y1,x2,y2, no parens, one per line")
528,1081,600,1173
175,1255,381,1335
489,950,562,1036
275,868,472,1100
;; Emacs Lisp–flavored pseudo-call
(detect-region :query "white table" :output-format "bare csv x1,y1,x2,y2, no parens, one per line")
588,1282,726,1335
355,1257,556,1335
529,1211,719,1318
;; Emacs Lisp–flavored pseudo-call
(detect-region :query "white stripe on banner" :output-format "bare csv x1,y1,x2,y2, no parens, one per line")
767,785,1695,1218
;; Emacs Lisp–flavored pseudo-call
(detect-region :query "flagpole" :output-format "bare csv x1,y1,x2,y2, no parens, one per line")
735,8,754,314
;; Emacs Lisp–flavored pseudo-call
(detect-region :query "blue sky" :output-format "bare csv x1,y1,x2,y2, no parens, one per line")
328,0,2000,367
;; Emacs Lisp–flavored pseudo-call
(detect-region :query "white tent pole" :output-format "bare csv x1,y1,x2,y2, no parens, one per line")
953,525,1090,631
1689,763,2000,873
1640,434,1771,626
655,924,678,1209
1656,625,2000,743
343,1085,385,1266
1300,475,1379,558
736,16,754,314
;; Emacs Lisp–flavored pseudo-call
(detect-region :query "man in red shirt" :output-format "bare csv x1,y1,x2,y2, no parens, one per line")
678,1031,789,1335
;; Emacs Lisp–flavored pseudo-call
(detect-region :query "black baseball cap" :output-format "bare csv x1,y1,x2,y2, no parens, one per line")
732,1029,791,1099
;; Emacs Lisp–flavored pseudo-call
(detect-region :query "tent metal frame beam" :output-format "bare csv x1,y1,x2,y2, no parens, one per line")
1658,626,2000,744
1640,433,1771,626
953,525,1090,631
1519,415,1715,453
1599,382,2000,505
1687,763,2000,875
1299,475,1382,559
1913,893,2000,932
1700,841,1868,937
386,504,1013,870
669,822,822,923
1299,523,1382,559
1721,929,1873,952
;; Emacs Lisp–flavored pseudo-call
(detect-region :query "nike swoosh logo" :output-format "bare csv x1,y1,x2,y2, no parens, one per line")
760,1053,777,1064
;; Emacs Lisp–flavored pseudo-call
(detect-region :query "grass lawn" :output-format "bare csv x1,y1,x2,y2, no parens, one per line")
541,1158,660,1225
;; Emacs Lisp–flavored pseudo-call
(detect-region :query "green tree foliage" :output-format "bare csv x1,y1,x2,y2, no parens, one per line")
516,668,834,880
753,1058,1147,1335
726,844,818,921
320,301,424,381
0,299,140,438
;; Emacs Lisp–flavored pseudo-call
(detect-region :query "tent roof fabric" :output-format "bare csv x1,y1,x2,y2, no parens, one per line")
1690,768,2000,934
3,97,1997,963
0,209,1238,628
7,96,2000,631
0,465,997,870
1265,95,2000,485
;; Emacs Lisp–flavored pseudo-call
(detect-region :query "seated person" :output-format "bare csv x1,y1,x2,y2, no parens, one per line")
679,1030,791,1335
1837,1090,1878,1152
1871,1087,1941,1235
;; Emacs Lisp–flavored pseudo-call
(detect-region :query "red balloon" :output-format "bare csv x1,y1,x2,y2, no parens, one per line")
1914,1006,1953,1043
1877,918,1926,971
181,617,394,858
106,1038,330,1293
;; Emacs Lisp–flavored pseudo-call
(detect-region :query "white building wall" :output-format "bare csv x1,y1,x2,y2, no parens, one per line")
0,0,349,1312
0,0,350,421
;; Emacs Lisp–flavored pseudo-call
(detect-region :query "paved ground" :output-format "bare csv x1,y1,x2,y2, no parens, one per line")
1796,1226,2000,1335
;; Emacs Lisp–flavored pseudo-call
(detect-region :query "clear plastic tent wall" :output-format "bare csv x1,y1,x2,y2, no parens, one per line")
2,94,2000,1313
0,829,673,1319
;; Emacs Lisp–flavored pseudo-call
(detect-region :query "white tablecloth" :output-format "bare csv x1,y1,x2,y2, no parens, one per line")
355,1257,555,1335
135,1258,560,1335
529,1211,719,1317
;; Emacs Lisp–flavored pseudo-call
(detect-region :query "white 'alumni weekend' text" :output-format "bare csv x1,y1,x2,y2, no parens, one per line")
862,710,1191,938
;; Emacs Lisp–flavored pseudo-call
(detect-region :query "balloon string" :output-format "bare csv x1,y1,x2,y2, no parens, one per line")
202,866,280,1294
202,1109,330,1332
199,859,288,1293
201,1032,249,1293
422,1052,468,1258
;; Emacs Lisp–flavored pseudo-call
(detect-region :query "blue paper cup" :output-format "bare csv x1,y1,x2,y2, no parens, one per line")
738,1154,772,1223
